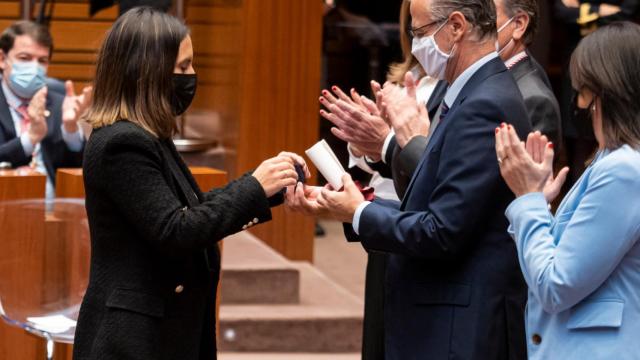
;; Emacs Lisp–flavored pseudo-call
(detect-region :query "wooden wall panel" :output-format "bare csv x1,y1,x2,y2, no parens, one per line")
2,0,321,262
237,0,323,261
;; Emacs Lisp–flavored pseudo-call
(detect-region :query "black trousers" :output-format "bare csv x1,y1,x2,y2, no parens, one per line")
362,251,387,360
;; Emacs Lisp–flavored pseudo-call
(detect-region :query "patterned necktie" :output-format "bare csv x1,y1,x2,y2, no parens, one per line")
15,103,30,135
439,102,449,122
426,101,449,142
14,103,39,169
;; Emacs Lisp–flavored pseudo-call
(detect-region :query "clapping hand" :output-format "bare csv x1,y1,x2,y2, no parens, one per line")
319,85,390,161
62,80,93,133
524,131,569,203
378,72,430,148
26,86,49,146
495,124,568,202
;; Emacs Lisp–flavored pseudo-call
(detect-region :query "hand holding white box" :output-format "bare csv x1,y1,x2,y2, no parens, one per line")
305,140,346,189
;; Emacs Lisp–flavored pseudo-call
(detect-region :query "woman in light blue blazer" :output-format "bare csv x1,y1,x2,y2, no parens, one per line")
495,21,640,359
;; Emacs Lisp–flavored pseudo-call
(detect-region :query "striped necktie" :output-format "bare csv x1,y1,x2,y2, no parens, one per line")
15,103,30,135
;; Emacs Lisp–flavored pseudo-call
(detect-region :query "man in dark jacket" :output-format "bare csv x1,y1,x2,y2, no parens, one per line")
0,21,88,197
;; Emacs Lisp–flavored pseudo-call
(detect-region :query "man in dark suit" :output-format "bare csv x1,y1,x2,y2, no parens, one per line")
0,21,89,197
290,0,531,357
495,0,561,145
327,0,560,201
362,0,560,199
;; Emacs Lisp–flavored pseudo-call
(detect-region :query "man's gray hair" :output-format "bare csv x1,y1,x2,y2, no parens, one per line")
430,0,498,41
500,0,539,46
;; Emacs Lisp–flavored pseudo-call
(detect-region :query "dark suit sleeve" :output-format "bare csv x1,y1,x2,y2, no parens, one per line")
342,197,401,242
0,137,31,167
356,97,529,259
395,135,428,180
101,132,272,253
526,93,562,147
365,135,396,178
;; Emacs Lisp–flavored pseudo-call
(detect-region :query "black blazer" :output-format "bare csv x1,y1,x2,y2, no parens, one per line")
0,88,84,183
346,58,530,359
511,54,562,147
73,121,276,360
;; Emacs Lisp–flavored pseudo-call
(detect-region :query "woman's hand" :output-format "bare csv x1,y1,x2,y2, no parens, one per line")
319,85,390,161
524,131,570,203
253,152,309,197
495,124,554,197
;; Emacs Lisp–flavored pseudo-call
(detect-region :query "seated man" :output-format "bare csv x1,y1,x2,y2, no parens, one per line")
0,21,90,198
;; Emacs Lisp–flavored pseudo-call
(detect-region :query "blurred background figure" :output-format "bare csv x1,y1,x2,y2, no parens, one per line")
554,0,639,186
0,21,89,199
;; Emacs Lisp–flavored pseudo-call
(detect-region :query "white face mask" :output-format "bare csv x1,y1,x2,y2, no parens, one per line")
411,21,455,80
495,17,515,55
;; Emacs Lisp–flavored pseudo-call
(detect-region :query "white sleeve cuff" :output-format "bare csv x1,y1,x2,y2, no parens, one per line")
380,130,395,164
20,133,34,157
60,124,85,152
352,201,371,235
347,144,375,174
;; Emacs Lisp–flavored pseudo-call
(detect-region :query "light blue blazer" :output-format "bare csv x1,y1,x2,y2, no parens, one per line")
506,145,640,359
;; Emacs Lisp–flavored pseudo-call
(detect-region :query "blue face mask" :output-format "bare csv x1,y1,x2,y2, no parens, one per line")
8,60,47,99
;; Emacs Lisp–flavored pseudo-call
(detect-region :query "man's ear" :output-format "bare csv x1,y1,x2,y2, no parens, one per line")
511,12,530,42
448,11,467,43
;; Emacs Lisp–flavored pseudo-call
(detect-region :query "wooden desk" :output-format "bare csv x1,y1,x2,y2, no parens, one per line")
0,169,46,200
0,170,47,360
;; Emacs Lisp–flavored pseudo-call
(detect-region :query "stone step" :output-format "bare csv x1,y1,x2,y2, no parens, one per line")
218,262,364,353
221,232,299,305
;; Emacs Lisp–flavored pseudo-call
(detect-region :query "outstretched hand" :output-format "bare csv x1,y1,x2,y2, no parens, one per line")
316,173,365,223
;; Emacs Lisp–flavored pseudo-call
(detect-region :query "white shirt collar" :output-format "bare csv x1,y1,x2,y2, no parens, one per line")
443,51,499,107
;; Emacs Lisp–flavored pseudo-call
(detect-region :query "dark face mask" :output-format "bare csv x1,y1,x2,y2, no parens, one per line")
571,91,596,138
171,73,198,116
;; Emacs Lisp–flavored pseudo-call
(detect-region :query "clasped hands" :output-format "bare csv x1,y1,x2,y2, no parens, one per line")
319,71,430,161
495,124,569,203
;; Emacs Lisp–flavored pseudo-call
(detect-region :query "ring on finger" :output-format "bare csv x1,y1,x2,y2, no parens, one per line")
497,154,509,165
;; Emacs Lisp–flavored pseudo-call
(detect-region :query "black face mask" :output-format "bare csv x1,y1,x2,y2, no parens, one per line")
171,73,197,116
570,91,597,138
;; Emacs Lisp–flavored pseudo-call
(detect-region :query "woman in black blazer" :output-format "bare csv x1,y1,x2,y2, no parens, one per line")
73,7,308,360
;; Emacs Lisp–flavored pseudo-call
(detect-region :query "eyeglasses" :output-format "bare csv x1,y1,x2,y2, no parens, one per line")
407,19,443,38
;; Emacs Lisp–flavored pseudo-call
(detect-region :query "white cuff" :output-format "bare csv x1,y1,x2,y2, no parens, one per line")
347,144,375,174
20,132,35,157
352,201,371,235
380,130,395,164
61,124,85,152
